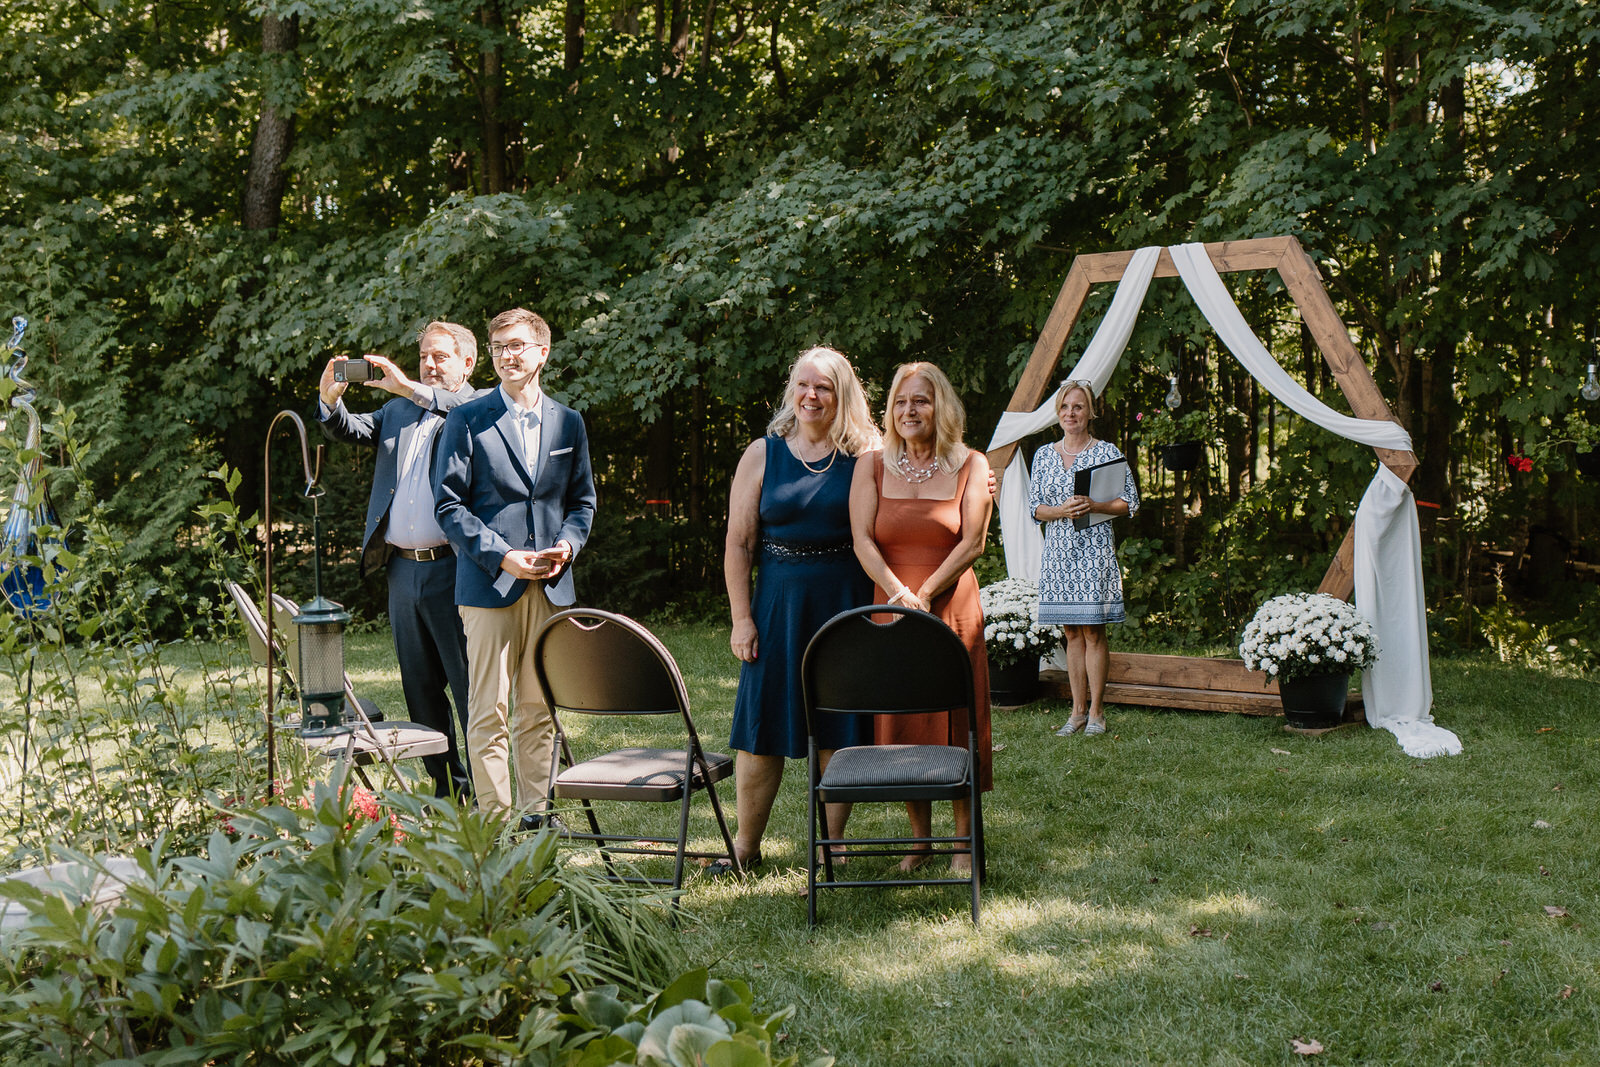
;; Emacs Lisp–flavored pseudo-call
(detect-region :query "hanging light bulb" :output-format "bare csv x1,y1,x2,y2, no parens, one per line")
1582,363,1600,402
1164,375,1182,410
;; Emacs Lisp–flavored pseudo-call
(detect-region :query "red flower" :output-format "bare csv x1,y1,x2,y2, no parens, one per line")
1506,454,1533,473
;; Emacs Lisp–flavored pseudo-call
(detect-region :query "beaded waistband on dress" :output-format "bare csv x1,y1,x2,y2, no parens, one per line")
760,537,853,562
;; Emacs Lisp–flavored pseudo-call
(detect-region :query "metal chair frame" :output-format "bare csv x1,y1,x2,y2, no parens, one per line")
224,581,448,789
532,608,739,900
802,604,986,925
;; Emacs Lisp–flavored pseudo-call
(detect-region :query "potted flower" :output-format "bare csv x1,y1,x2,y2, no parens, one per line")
979,578,1059,707
1239,592,1380,729
1135,409,1210,472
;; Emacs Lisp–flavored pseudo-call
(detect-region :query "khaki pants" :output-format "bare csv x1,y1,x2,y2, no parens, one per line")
460,584,559,816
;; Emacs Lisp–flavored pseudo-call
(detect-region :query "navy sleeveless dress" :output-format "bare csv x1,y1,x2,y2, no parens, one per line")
728,435,872,758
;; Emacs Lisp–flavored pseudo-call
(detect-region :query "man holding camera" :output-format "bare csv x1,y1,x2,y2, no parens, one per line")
434,308,596,825
315,322,484,800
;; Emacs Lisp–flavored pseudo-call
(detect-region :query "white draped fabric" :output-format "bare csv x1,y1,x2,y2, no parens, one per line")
986,243,1459,757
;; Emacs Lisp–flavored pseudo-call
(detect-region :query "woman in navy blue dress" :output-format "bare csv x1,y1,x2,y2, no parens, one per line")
723,347,880,871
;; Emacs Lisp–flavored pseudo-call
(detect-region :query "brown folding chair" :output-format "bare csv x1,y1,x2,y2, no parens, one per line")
532,608,738,901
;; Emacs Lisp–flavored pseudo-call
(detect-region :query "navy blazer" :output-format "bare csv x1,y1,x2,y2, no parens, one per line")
433,387,597,609
316,384,481,578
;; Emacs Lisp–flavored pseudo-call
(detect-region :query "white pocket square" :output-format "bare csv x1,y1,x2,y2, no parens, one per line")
548,446,574,456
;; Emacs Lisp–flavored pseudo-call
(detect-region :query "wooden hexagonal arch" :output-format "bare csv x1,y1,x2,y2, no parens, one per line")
986,236,1418,716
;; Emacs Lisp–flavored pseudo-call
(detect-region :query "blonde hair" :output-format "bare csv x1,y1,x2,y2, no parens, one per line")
766,346,880,457
882,362,969,476
1055,380,1097,421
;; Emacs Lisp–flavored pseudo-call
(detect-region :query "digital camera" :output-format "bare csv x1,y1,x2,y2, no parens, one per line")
333,357,378,383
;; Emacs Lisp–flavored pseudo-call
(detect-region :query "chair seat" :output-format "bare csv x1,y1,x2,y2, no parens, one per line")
555,747,733,802
301,721,450,763
820,743,970,801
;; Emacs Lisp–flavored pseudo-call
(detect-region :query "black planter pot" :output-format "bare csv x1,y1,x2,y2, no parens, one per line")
1161,440,1204,473
988,656,1041,707
1574,448,1600,480
1277,672,1351,729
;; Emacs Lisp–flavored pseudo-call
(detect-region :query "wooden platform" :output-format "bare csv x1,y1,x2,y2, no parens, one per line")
1041,653,1365,722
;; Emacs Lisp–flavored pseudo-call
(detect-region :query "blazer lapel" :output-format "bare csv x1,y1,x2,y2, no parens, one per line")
532,395,557,488
484,391,536,491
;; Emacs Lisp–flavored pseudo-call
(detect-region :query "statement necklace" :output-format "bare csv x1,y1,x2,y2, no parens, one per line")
896,451,940,484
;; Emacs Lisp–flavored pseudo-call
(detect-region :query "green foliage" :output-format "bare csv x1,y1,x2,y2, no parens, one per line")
0,440,263,860
0,786,666,1064
3,0,1598,621
1133,408,1210,448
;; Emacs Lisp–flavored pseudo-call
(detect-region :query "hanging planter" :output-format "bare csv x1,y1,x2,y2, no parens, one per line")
1160,440,1204,473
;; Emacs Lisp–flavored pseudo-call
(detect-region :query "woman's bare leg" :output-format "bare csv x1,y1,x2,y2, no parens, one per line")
1084,624,1110,727
900,799,934,871
732,750,782,863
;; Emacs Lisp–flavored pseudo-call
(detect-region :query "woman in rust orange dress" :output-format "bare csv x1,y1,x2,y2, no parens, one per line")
849,362,992,872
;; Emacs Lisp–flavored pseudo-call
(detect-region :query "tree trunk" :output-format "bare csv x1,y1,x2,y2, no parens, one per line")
478,5,508,194
242,13,299,230
565,0,585,84
667,0,691,72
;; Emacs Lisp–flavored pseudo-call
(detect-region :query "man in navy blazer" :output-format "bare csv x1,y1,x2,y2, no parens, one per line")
315,321,484,799
434,307,596,820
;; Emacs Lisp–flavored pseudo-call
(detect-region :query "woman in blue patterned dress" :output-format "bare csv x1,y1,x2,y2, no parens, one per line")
1029,381,1140,737
721,347,880,872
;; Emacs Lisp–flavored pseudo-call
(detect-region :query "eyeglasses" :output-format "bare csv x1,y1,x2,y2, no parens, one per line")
489,340,544,358
1060,378,1096,397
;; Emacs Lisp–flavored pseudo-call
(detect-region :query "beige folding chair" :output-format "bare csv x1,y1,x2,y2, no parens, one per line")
223,581,448,785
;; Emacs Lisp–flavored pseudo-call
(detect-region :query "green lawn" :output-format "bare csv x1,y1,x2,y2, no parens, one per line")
352,624,1598,1065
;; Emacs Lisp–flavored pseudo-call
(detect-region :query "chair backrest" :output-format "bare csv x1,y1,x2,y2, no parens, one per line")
802,605,975,723
224,581,274,668
268,593,303,683
532,608,690,719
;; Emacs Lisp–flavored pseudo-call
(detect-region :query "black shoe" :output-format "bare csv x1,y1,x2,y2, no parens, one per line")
517,812,568,834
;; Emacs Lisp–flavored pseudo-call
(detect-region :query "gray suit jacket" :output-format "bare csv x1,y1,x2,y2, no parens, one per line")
433,387,597,609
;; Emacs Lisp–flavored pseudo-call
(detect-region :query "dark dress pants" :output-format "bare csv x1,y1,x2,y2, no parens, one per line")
387,554,473,798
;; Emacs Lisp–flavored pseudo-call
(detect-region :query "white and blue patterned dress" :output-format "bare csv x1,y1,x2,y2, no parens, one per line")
1029,439,1140,626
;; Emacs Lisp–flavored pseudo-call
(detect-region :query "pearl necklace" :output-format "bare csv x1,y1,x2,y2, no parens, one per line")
1057,437,1094,463
896,451,940,484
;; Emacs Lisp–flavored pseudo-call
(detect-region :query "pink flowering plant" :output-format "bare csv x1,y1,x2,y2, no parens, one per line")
979,578,1060,669
1239,592,1379,683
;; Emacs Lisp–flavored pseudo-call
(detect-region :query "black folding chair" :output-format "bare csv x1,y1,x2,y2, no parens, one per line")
802,604,985,925
532,608,739,900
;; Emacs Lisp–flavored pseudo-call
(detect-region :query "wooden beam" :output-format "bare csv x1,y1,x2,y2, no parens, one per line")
994,235,1422,616
1042,652,1366,718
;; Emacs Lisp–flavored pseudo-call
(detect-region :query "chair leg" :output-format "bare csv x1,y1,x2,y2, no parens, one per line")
670,791,693,901
969,779,983,924
697,756,740,873
806,771,820,928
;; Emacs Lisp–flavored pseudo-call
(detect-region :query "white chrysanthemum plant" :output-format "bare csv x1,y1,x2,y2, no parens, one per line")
979,578,1060,670
1239,592,1380,684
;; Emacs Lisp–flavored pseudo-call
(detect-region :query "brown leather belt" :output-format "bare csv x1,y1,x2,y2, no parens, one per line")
392,544,453,562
